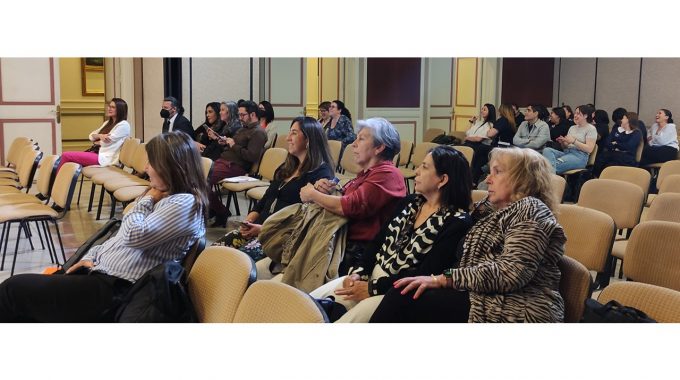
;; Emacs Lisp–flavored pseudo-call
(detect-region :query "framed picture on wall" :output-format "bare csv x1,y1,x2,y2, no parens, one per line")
81,57,105,96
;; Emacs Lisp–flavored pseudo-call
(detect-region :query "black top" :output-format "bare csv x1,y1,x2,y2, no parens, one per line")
356,194,472,295
492,117,515,146
252,162,334,224
595,122,610,151
514,112,525,126
549,120,571,141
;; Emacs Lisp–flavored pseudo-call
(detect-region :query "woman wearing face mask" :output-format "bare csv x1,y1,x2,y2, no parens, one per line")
212,117,334,261
57,98,131,171
0,131,208,322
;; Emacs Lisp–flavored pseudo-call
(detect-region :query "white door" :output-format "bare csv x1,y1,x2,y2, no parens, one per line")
265,58,306,133
0,57,61,165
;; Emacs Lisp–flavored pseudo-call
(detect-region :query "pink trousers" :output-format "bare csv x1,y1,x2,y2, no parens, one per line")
57,151,100,171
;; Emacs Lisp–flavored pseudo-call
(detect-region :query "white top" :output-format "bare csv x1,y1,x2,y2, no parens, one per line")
88,120,131,166
466,120,493,145
648,123,679,150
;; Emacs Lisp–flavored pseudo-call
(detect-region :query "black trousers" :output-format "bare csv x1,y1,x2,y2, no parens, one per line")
464,142,492,184
0,271,132,322
370,287,470,323
639,145,678,166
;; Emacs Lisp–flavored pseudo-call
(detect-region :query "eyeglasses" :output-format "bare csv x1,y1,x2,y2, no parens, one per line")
238,113,248,117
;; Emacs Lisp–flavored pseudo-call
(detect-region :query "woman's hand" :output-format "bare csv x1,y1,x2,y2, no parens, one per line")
65,260,93,274
240,222,262,239
146,187,169,203
300,183,317,203
335,274,369,301
313,178,335,194
100,134,112,144
195,142,206,152
393,275,443,299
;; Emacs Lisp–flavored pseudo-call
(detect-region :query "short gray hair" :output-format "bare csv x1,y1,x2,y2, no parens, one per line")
356,117,401,161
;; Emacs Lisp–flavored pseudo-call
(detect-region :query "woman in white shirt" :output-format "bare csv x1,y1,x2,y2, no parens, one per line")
464,103,496,184
639,108,678,166
57,98,131,171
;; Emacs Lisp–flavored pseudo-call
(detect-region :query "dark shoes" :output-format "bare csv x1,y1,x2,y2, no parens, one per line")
210,210,231,228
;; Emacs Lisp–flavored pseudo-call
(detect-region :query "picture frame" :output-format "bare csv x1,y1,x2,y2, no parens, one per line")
81,57,105,96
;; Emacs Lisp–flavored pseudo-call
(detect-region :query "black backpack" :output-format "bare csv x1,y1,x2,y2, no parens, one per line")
582,299,656,323
114,260,197,323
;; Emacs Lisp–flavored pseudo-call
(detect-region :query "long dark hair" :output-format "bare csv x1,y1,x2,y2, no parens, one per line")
482,103,496,125
275,116,334,181
204,102,221,127
430,145,473,211
100,98,128,134
332,100,352,121
145,131,209,222
258,100,275,124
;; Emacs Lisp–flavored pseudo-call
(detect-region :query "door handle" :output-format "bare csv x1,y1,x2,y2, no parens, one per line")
56,105,61,123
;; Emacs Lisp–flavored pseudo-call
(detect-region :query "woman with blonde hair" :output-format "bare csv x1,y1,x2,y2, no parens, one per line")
371,147,565,323
489,103,516,147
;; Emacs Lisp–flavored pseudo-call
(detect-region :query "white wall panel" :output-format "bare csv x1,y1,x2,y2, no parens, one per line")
558,58,596,107
639,58,680,125
595,58,641,118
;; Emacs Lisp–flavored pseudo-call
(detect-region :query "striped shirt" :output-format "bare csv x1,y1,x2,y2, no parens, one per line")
82,193,205,283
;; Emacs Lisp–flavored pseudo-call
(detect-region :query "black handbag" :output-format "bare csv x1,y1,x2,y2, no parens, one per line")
582,299,656,323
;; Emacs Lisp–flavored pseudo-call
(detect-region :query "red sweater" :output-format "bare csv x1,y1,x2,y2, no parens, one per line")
340,160,406,241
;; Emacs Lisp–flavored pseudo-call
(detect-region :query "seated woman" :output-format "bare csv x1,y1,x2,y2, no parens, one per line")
548,106,571,144
593,112,643,177
464,103,495,184
542,104,597,174
194,102,225,159
212,116,334,261
57,97,131,171
300,117,406,275
489,103,516,148
593,109,611,157
318,101,332,130
639,108,678,166
259,100,277,149
310,146,473,322
370,147,566,323
326,100,356,159
0,131,208,322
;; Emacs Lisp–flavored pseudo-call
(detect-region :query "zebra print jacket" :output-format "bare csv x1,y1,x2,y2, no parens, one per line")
451,196,566,322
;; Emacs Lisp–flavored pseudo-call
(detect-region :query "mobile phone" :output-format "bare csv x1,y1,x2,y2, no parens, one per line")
240,221,250,227
330,177,340,186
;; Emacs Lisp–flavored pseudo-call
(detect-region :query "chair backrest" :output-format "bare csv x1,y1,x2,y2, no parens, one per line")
423,128,446,143
600,166,651,200
5,137,32,167
656,160,680,191
646,193,680,222
187,246,256,323
471,189,487,204
586,144,598,166
258,147,289,181
339,145,363,175
598,282,680,323
201,157,213,181
35,154,60,197
118,138,141,168
410,142,440,169
577,178,645,230
558,255,592,323
623,220,680,291
452,145,474,166
232,280,328,323
274,133,289,149
550,174,567,203
182,236,206,275
658,174,680,195
51,162,82,211
131,143,148,175
327,140,343,169
557,204,616,273
398,140,414,167
635,138,644,163
17,147,43,189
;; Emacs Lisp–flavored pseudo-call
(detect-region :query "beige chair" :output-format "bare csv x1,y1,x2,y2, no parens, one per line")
336,144,363,186
452,145,474,166
646,160,680,206
0,163,81,275
0,154,60,207
398,142,439,192
557,204,616,287
646,173,680,207
578,179,645,233
551,174,567,203
558,255,592,323
187,246,256,323
423,128,446,143
397,139,414,167
450,131,467,144
471,189,487,204
327,140,343,170
0,137,33,172
96,143,150,219
0,146,42,195
598,282,680,323
274,133,288,149
220,147,288,216
622,221,680,291
561,144,598,193
600,166,651,200
232,280,328,323
79,137,140,206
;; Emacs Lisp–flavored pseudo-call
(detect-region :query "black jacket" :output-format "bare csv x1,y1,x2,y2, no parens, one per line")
165,114,194,137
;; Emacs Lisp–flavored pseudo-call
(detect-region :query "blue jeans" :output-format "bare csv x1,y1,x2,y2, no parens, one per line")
543,147,588,174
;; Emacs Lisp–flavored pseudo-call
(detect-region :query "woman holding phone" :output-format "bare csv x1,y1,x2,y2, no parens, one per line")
211,116,335,261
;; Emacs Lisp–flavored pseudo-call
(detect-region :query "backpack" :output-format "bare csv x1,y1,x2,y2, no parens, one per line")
582,299,656,323
114,260,197,323
431,134,461,145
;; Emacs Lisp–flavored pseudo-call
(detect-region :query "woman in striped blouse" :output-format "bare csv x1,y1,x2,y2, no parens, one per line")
0,131,208,322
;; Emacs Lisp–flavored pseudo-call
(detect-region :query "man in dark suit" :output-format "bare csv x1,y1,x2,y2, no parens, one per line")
160,96,194,137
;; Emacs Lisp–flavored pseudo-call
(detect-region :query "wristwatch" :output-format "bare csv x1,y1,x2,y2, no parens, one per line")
443,268,454,288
